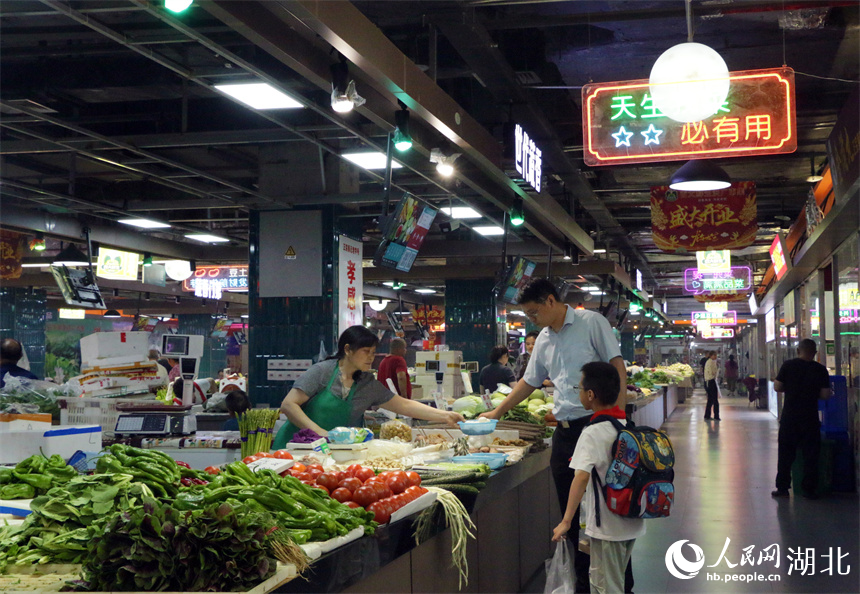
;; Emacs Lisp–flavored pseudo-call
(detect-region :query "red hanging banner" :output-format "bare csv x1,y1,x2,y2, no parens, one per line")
0,230,24,280
651,181,758,253
695,292,748,303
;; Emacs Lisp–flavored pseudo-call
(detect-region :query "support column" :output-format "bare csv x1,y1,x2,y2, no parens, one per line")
0,288,47,379
620,331,635,363
445,279,499,380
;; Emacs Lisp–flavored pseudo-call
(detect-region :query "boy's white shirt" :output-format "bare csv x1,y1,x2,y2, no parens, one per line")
570,419,646,541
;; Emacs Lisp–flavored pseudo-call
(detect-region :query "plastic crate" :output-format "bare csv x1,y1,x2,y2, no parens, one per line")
58,396,154,432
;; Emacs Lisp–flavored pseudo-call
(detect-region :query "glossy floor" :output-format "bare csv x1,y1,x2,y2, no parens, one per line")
524,390,860,594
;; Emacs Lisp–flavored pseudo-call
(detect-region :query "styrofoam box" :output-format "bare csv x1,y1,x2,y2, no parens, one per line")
0,413,52,432
415,350,463,368
80,331,149,366
0,425,102,464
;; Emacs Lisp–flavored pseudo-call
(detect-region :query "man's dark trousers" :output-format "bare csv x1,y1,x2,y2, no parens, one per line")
704,379,720,419
551,417,634,593
776,416,821,494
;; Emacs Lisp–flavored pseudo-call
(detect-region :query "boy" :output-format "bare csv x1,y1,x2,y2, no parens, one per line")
552,361,645,593
223,389,251,431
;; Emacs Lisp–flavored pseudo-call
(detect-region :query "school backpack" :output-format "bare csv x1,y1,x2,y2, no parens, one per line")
588,416,675,526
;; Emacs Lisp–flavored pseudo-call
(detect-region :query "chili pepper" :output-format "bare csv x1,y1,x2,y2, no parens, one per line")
180,477,194,487
191,478,208,485
0,468,13,484
224,461,257,485
12,471,52,491
0,483,35,499
175,460,191,469
46,454,67,468
284,529,312,544
45,466,77,481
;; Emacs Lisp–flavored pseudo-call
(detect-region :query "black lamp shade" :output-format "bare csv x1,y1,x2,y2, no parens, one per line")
103,309,122,318
52,244,89,266
669,160,731,191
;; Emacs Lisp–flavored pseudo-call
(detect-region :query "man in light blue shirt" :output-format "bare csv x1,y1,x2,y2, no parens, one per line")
484,278,629,592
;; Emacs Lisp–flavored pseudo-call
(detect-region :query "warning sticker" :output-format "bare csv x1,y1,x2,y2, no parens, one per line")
284,246,296,260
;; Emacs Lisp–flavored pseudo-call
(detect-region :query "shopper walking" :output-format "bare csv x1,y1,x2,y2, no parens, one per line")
0,338,38,388
482,278,631,593
724,354,739,396
377,337,412,398
704,351,720,421
772,339,832,499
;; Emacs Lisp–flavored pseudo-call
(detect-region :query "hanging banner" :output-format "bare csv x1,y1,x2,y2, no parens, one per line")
410,306,445,326
705,301,729,314
97,247,139,281
695,292,748,303
701,327,735,339
0,230,24,280
338,235,363,337
582,67,796,166
651,182,758,252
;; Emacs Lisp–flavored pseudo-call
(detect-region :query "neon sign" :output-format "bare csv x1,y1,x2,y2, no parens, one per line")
684,266,752,294
194,278,223,300
692,311,737,326
701,327,735,339
182,265,248,292
582,68,796,166
769,234,791,281
514,124,542,193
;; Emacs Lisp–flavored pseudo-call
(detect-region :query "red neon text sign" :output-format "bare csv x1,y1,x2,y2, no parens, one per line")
582,68,796,166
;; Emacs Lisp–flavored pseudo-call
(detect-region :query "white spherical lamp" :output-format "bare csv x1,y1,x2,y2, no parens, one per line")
164,260,193,282
649,42,730,123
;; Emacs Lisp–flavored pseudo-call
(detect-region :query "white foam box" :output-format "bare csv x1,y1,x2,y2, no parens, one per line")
0,425,102,464
414,375,464,399
80,331,149,368
415,350,463,371
0,413,52,432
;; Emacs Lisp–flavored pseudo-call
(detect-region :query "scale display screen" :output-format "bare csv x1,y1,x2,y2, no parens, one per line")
163,335,189,356
115,414,168,434
425,360,440,372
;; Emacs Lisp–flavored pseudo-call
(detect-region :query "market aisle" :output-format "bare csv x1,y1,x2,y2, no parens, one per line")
524,389,860,594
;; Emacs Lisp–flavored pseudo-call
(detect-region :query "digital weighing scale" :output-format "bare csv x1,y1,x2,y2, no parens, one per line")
113,403,197,436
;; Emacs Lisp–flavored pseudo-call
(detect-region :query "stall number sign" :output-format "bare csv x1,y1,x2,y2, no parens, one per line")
514,124,542,193
582,67,796,166
692,311,737,326
182,265,248,292
684,266,752,294
769,234,791,281
701,327,735,339
195,278,223,300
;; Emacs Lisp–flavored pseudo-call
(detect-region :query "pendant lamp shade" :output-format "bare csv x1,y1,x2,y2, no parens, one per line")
649,42,730,123
103,309,122,318
669,160,731,192
52,244,90,266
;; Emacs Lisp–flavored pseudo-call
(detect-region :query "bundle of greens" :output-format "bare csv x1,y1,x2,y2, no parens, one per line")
0,453,76,499
73,498,278,592
95,443,182,497
238,408,280,457
502,406,542,425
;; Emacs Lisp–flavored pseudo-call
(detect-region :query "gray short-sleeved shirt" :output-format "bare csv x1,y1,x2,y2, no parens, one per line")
293,359,395,427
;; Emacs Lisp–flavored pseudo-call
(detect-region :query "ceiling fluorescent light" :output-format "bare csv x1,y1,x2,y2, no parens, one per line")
118,218,171,229
415,288,436,294
185,233,230,243
593,248,607,254
343,151,403,170
214,82,303,110
473,226,504,236
441,207,482,219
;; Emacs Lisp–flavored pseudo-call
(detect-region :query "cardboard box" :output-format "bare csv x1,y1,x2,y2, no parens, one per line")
0,425,102,464
0,413,52,432
415,350,463,370
80,332,149,368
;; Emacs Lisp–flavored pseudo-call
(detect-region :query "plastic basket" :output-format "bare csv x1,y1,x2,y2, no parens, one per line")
58,396,154,432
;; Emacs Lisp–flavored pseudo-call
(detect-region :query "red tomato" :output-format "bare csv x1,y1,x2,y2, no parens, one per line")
291,462,307,473
404,486,423,501
418,487,429,496
331,487,353,503
335,471,349,483
256,451,273,458
369,481,392,499
353,485,378,508
346,464,362,477
344,501,362,509
405,471,421,487
377,471,392,481
355,467,376,482
301,480,315,486
294,472,312,482
311,483,329,495
204,466,220,475
307,468,324,481
242,455,260,464
339,477,362,493
367,501,391,524
387,475,409,495
307,464,324,473
317,472,340,492
273,450,294,460
364,476,383,485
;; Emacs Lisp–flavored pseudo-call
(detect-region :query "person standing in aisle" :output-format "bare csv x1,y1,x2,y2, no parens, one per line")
552,362,645,594
0,338,38,388
481,278,631,593
724,354,739,396
771,339,832,499
514,330,539,381
479,345,517,393
377,337,412,398
704,351,720,421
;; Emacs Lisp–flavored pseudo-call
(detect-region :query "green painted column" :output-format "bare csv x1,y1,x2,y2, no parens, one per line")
620,331,635,363
445,279,501,387
0,288,47,379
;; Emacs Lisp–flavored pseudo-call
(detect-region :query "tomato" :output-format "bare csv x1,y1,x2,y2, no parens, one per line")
387,475,409,495
367,501,391,524
307,468,324,481
355,467,376,482
301,480,315,486
204,466,221,475
346,464,362,478
317,472,340,492
363,476,383,485
418,486,429,496
369,481,392,499
256,451,273,458
307,464,324,473
291,462,307,474
405,471,421,487
377,471,392,481
405,486,423,501
331,487,353,503
338,477,362,493
344,501,362,509
335,471,349,483
272,450,294,460
294,472,312,482
352,485,378,508
311,483,329,495
242,455,260,464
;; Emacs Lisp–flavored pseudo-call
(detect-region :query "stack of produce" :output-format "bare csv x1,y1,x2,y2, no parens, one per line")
415,465,490,497
238,408,280,457
95,443,184,497
0,454,76,499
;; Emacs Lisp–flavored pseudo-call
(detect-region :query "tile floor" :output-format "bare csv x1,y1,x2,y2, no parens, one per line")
523,390,860,594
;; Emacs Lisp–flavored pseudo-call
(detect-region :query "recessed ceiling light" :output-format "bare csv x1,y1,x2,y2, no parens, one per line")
473,225,504,236
118,218,171,229
510,310,526,316
185,233,230,243
593,248,607,254
414,288,436,294
214,82,303,110
342,151,403,170
440,206,482,219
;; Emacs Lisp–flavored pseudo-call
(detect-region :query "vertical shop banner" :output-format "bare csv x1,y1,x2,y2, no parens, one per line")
826,86,858,205
0,229,24,280
338,235,363,337
651,182,757,252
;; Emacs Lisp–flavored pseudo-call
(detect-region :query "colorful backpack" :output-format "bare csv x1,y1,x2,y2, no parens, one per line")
589,417,675,526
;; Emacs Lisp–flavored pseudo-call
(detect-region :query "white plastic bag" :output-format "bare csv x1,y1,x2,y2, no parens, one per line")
544,540,574,594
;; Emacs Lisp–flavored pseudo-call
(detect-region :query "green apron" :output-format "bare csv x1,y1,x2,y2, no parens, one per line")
273,366,356,449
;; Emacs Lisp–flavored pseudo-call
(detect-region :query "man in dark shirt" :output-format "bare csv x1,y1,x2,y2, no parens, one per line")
377,338,411,398
771,339,832,499
0,338,38,388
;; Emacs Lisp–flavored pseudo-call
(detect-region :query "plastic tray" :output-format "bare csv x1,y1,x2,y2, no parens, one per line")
452,452,508,470
457,419,498,435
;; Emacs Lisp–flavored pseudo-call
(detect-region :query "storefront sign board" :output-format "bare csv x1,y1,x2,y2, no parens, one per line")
514,124,542,193
183,265,249,292
684,266,751,294
338,235,363,337
701,327,735,339
692,311,737,325
769,234,791,281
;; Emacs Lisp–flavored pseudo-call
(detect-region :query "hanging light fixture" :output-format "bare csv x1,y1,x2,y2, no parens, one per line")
563,244,572,261
52,243,89,266
669,159,731,191
164,0,192,13
806,156,823,183
509,198,525,227
330,59,365,113
393,106,413,152
103,309,122,318
142,253,153,267
648,0,730,123
29,232,46,252
430,148,461,177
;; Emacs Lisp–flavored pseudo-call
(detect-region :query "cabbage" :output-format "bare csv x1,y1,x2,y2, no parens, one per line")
451,395,489,417
491,397,505,408
529,389,545,400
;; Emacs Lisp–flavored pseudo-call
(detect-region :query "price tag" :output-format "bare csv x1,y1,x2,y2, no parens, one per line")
246,458,293,474
310,437,331,455
433,390,447,411
481,390,494,410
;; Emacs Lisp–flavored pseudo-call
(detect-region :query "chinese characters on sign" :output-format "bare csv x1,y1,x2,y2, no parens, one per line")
770,234,791,281
685,267,752,295
182,265,248,292
514,124,542,193
652,183,758,253
701,327,735,339
693,311,738,325
582,68,796,166
338,235,363,337
194,278,223,300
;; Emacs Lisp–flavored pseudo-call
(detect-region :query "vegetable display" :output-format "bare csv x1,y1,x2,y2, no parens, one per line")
238,408,280,457
290,427,326,444
95,443,182,498
413,487,477,588
0,454,76,499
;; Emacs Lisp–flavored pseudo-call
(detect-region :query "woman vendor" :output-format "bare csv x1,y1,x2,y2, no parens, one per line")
273,325,464,448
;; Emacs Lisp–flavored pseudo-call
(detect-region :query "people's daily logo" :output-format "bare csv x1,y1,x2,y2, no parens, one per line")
665,540,706,579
